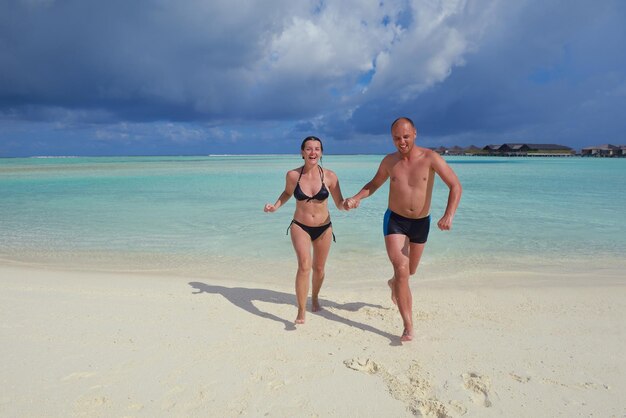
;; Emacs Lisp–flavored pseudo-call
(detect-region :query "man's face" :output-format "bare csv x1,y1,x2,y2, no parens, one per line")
391,121,417,154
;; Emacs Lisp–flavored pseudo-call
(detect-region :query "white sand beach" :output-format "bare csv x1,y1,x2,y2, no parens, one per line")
0,264,624,417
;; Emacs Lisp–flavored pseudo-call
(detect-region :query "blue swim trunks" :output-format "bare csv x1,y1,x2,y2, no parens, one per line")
383,209,431,244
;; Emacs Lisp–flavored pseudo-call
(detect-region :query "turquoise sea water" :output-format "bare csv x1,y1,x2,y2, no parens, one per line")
1,155,625,283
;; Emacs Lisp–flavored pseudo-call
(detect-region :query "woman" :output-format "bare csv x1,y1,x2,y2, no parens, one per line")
264,136,347,324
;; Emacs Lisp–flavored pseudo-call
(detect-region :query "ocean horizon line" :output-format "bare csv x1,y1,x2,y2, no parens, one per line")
1,152,625,161
0,153,386,160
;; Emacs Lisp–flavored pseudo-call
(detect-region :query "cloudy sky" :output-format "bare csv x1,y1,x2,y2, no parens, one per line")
1,0,625,156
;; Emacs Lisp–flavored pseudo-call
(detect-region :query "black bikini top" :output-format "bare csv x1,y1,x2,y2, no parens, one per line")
293,166,329,202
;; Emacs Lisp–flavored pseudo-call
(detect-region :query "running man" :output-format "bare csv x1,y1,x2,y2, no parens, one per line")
344,117,462,341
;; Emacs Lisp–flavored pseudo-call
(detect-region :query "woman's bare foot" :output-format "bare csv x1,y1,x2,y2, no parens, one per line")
387,278,397,305
400,328,413,342
295,308,306,324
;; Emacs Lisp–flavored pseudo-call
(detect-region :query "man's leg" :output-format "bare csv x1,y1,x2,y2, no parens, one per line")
385,234,413,341
409,243,426,275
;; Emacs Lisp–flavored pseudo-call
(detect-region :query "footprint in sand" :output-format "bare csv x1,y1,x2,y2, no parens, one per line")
345,358,461,417
343,357,380,374
509,372,531,383
462,372,492,407
448,399,467,415
362,306,394,321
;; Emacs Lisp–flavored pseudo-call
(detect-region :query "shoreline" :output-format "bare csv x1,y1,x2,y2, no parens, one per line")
1,252,624,289
1,264,624,417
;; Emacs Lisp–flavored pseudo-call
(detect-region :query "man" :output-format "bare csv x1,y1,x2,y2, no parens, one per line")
344,117,462,342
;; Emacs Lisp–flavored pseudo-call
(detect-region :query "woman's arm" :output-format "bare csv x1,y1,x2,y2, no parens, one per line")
264,171,296,212
325,169,346,211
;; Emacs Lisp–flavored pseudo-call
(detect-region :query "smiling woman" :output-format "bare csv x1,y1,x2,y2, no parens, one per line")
263,136,348,324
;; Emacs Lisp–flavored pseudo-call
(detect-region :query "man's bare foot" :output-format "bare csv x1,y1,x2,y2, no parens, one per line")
312,298,321,312
388,278,397,305
400,329,413,342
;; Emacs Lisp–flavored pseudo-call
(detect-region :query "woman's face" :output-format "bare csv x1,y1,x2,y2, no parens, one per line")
301,140,323,165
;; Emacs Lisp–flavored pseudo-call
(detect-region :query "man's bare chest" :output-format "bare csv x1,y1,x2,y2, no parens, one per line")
389,163,431,188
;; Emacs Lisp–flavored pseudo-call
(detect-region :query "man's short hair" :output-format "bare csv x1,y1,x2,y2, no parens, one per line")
390,117,416,131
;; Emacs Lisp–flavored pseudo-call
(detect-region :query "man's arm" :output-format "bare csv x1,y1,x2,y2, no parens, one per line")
431,153,462,230
344,158,390,209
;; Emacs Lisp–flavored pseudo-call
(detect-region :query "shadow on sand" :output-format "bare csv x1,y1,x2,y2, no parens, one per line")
189,282,400,345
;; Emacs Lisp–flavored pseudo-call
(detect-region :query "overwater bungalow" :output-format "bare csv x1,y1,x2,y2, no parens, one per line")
483,144,501,154
483,143,575,157
432,146,449,155
446,146,465,156
581,144,624,157
463,145,484,155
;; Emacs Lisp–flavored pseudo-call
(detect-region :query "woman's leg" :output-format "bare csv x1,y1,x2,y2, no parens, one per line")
290,224,312,324
310,226,333,312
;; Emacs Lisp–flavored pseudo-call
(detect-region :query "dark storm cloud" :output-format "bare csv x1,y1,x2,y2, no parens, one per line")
0,0,624,156
1,0,287,121
2,0,488,122
347,0,626,149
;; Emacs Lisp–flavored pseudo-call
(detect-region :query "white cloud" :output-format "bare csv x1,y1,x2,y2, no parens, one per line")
263,2,396,78
242,0,503,120
364,0,498,100
2,0,501,122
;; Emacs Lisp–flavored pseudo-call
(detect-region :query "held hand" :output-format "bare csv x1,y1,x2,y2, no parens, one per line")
264,203,276,213
437,214,453,231
343,197,360,210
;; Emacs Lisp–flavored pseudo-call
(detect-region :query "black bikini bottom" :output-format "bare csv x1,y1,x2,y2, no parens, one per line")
287,220,336,242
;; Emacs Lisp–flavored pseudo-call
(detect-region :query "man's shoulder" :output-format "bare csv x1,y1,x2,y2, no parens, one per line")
382,152,400,162
413,147,440,162
415,146,434,156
